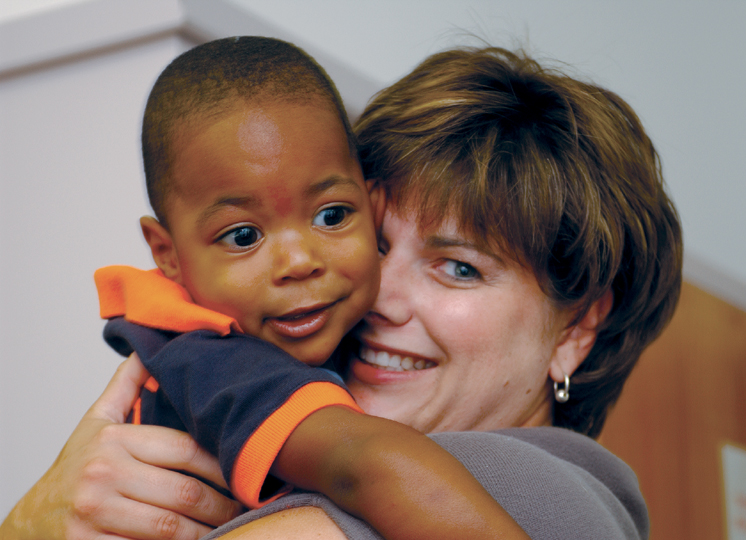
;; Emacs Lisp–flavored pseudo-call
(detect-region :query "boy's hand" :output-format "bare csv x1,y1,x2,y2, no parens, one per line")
1,355,241,540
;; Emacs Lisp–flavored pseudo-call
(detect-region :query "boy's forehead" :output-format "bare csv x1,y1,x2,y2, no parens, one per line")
236,109,283,165
166,98,365,218
172,96,351,168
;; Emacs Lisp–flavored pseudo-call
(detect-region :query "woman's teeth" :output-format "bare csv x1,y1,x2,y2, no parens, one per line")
360,347,435,371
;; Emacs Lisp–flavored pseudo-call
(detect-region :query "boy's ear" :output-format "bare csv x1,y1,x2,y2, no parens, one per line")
549,289,614,383
365,179,387,231
140,216,182,284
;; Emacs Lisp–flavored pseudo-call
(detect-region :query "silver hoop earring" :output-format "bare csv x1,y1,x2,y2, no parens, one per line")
554,373,570,403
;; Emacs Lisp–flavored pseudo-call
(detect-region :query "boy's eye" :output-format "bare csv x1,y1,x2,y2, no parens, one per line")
218,226,263,250
313,206,351,228
441,260,480,280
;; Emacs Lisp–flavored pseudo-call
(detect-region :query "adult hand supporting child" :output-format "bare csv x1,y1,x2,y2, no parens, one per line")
0,355,241,540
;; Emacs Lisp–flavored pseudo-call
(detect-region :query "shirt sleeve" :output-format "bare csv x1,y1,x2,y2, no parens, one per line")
103,318,362,508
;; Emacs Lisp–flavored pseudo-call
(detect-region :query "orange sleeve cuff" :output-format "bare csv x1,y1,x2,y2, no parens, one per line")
94,265,240,335
230,381,363,508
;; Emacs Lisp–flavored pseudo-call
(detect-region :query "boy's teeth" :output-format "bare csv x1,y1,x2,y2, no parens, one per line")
361,347,434,371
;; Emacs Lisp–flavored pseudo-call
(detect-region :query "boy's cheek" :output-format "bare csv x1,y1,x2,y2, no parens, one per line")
339,232,380,284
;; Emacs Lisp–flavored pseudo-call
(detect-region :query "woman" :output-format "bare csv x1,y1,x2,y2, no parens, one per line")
2,46,681,539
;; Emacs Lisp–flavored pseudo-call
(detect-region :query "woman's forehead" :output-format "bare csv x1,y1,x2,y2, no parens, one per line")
389,198,514,259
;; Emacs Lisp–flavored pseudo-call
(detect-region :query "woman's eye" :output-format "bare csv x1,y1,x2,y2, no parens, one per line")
441,260,480,280
313,206,351,228
218,226,263,250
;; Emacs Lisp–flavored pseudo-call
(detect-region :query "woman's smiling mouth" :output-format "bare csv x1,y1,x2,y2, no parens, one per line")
359,346,435,372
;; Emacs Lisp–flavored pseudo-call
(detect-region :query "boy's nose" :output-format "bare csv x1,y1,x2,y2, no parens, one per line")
272,231,325,283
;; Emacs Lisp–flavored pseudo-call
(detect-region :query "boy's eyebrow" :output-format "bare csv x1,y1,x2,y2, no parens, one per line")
195,176,360,227
425,235,506,265
304,175,361,197
197,195,261,228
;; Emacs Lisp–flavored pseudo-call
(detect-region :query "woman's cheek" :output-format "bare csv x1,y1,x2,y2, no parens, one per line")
441,296,498,342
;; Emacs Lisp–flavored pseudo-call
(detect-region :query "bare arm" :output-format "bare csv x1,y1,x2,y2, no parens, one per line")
272,406,529,540
0,355,241,540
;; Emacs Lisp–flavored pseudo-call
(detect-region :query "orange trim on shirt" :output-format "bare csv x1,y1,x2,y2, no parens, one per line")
230,381,363,508
94,265,240,335
96,265,362,507
144,377,159,392
131,380,158,425
132,397,142,425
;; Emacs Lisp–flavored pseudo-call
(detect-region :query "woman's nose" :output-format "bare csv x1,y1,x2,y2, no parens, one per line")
368,248,412,326
272,231,325,283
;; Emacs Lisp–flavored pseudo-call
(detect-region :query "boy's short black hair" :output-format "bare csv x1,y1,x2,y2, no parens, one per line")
142,36,356,226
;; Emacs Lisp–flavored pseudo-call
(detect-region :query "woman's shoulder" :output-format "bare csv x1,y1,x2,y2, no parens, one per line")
430,426,642,499
429,427,649,540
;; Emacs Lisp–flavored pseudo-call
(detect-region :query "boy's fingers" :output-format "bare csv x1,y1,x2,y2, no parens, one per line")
90,354,150,424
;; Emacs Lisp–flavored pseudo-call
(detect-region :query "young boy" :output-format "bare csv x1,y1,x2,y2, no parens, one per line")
95,37,526,540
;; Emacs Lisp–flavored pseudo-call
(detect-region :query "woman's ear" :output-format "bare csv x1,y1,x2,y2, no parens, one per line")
365,179,387,231
549,289,614,383
140,216,182,284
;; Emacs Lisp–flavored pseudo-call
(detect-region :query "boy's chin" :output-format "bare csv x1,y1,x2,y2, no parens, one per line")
282,339,341,367
297,355,334,367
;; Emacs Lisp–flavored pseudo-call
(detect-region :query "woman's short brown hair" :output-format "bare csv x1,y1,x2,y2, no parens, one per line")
355,47,683,438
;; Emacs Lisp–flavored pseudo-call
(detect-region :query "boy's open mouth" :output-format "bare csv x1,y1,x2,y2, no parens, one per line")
266,302,338,339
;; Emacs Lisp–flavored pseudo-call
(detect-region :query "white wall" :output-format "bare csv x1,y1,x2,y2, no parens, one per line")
0,30,196,517
1,0,745,518
0,0,87,22
236,0,746,306
3,0,746,302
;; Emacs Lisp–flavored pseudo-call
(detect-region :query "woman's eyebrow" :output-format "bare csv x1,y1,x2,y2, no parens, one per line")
425,235,506,264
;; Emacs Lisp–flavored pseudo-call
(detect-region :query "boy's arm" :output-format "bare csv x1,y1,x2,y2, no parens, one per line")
103,318,364,508
272,406,530,540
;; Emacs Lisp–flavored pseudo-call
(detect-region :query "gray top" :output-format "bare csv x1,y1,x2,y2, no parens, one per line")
203,426,649,540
